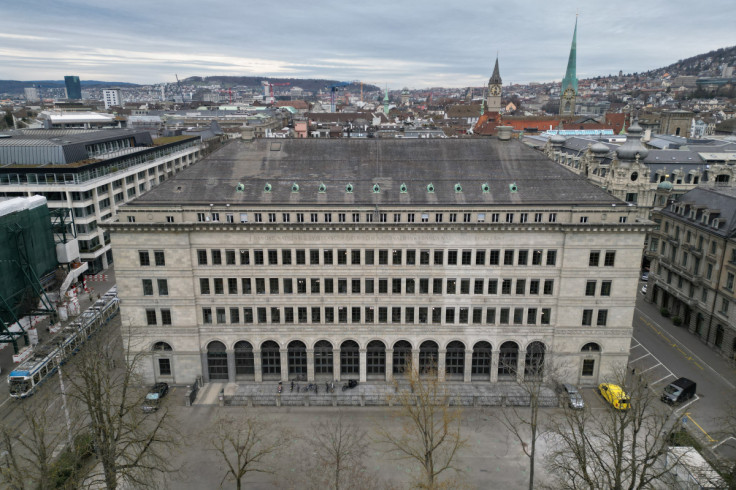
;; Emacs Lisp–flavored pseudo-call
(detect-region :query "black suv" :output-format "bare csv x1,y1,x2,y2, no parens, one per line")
141,382,169,413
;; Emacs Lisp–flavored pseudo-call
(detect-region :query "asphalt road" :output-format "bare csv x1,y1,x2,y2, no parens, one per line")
630,283,736,458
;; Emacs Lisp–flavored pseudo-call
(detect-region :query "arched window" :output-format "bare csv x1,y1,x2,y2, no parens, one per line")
419,341,438,374
367,340,385,376
498,341,519,377
340,340,359,375
287,341,306,376
393,340,411,375
581,343,601,352
261,340,281,377
207,341,228,380
234,341,254,376
472,341,492,376
314,340,333,375
152,342,172,351
524,342,546,380
445,341,465,376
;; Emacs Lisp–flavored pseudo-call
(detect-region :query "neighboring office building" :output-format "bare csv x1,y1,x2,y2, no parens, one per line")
39,111,124,130
109,138,649,387
544,120,736,218
0,129,203,272
645,187,736,360
103,89,121,109
64,76,82,100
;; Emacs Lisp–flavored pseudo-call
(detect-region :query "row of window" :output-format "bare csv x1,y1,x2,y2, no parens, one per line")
192,248,563,267
197,211,561,225
194,277,556,296
183,305,555,326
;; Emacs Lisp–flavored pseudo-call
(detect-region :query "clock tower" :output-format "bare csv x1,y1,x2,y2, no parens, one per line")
486,56,502,113
559,17,578,116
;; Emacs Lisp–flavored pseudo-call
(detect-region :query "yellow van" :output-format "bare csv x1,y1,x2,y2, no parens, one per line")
598,383,630,410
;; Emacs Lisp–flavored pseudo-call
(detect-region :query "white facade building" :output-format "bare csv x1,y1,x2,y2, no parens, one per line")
103,89,121,109
110,138,651,387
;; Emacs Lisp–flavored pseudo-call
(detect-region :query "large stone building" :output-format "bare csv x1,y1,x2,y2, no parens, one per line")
646,187,736,360
0,129,203,272
109,138,650,387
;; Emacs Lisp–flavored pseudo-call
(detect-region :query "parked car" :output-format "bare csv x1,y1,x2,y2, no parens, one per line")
142,382,169,413
641,272,649,281
641,284,648,295
661,377,696,405
557,383,585,409
598,383,630,410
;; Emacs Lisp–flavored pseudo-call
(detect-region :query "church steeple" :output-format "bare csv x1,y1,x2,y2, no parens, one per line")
559,17,578,115
383,85,389,115
486,55,502,113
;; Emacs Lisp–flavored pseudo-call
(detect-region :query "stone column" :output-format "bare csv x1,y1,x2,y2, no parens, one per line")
385,348,394,382
226,350,236,383
464,349,473,383
411,349,420,377
437,350,446,382
200,351,210,383
516,353,525,383
490,350,500,383
253,349,262,382
307,349,315,382
333,349,341,381
359,348,367,383
280,348,289,382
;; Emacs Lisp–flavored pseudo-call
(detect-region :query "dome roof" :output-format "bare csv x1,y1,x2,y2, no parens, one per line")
615,118,649,161
550,134,566,144
657,181,673,190
591,142,609,154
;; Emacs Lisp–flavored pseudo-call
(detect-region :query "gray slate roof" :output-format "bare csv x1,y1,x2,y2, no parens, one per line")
664,187,736,238
130,139,620,207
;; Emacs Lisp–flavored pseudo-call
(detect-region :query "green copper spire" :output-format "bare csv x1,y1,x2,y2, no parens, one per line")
383,85,389,114
561,17,578,95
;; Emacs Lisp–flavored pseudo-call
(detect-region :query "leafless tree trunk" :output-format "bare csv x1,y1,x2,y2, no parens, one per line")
209,411,291,490
494,343,555,490
545,369,687,490
66,326,178,489
377,361,467,489
0,391,84,489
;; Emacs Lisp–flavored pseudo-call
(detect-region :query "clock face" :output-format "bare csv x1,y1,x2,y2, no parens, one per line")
490,85,501,96
563,87,575,99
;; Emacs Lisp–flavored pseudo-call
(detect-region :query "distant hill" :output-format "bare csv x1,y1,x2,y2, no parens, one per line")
182,75,380,94
642,45,736,78
0,79,140,94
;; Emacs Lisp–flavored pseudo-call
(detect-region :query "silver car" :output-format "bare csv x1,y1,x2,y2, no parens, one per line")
559,383,585,409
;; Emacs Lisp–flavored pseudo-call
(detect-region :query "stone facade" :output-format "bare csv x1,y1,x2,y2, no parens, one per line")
108,138,650,388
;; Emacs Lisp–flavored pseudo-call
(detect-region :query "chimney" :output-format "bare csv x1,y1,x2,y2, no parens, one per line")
496,126,512,140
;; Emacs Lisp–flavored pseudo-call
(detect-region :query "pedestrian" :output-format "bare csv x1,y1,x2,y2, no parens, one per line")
297,384,300,393
631,367,636,376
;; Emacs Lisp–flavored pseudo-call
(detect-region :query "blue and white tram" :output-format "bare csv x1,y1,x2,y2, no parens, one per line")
7,287,119,398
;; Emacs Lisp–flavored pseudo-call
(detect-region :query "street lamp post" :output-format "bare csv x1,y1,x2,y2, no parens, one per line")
56,356,73,449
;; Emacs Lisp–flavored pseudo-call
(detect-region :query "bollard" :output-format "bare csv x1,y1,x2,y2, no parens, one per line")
185,391,192,407
473,395,478,408
247,395,253,408
360,394,365,407
304,395,310,407
276,394,281,407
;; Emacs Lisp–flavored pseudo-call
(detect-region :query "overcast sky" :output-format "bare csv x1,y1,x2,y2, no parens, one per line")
2,0,735,88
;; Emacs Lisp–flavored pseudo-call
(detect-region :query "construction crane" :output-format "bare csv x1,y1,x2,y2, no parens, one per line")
260,81,290,104
174,74,185,102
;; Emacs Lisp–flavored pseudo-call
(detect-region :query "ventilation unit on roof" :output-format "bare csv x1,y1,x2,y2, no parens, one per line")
292,183,299,192
454,183,462,193
236,183,245,192
482,183,490,193
400,183,408,193
372,183,380,193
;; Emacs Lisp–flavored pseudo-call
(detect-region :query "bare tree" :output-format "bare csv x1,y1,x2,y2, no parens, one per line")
494,342,556,490
545,370,687,490
209,411,291,490
294,410,372,490
377,361,467,489
66,327,178,489
0,391,84,489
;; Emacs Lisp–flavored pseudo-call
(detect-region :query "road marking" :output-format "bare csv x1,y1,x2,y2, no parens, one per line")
630,354,651,363
674,395,699,413
652,374,675,385
631,336,677,379
638,312,735,390
685,412,716,443
630,340,642,349
712,436,736,450
641,362,663,374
